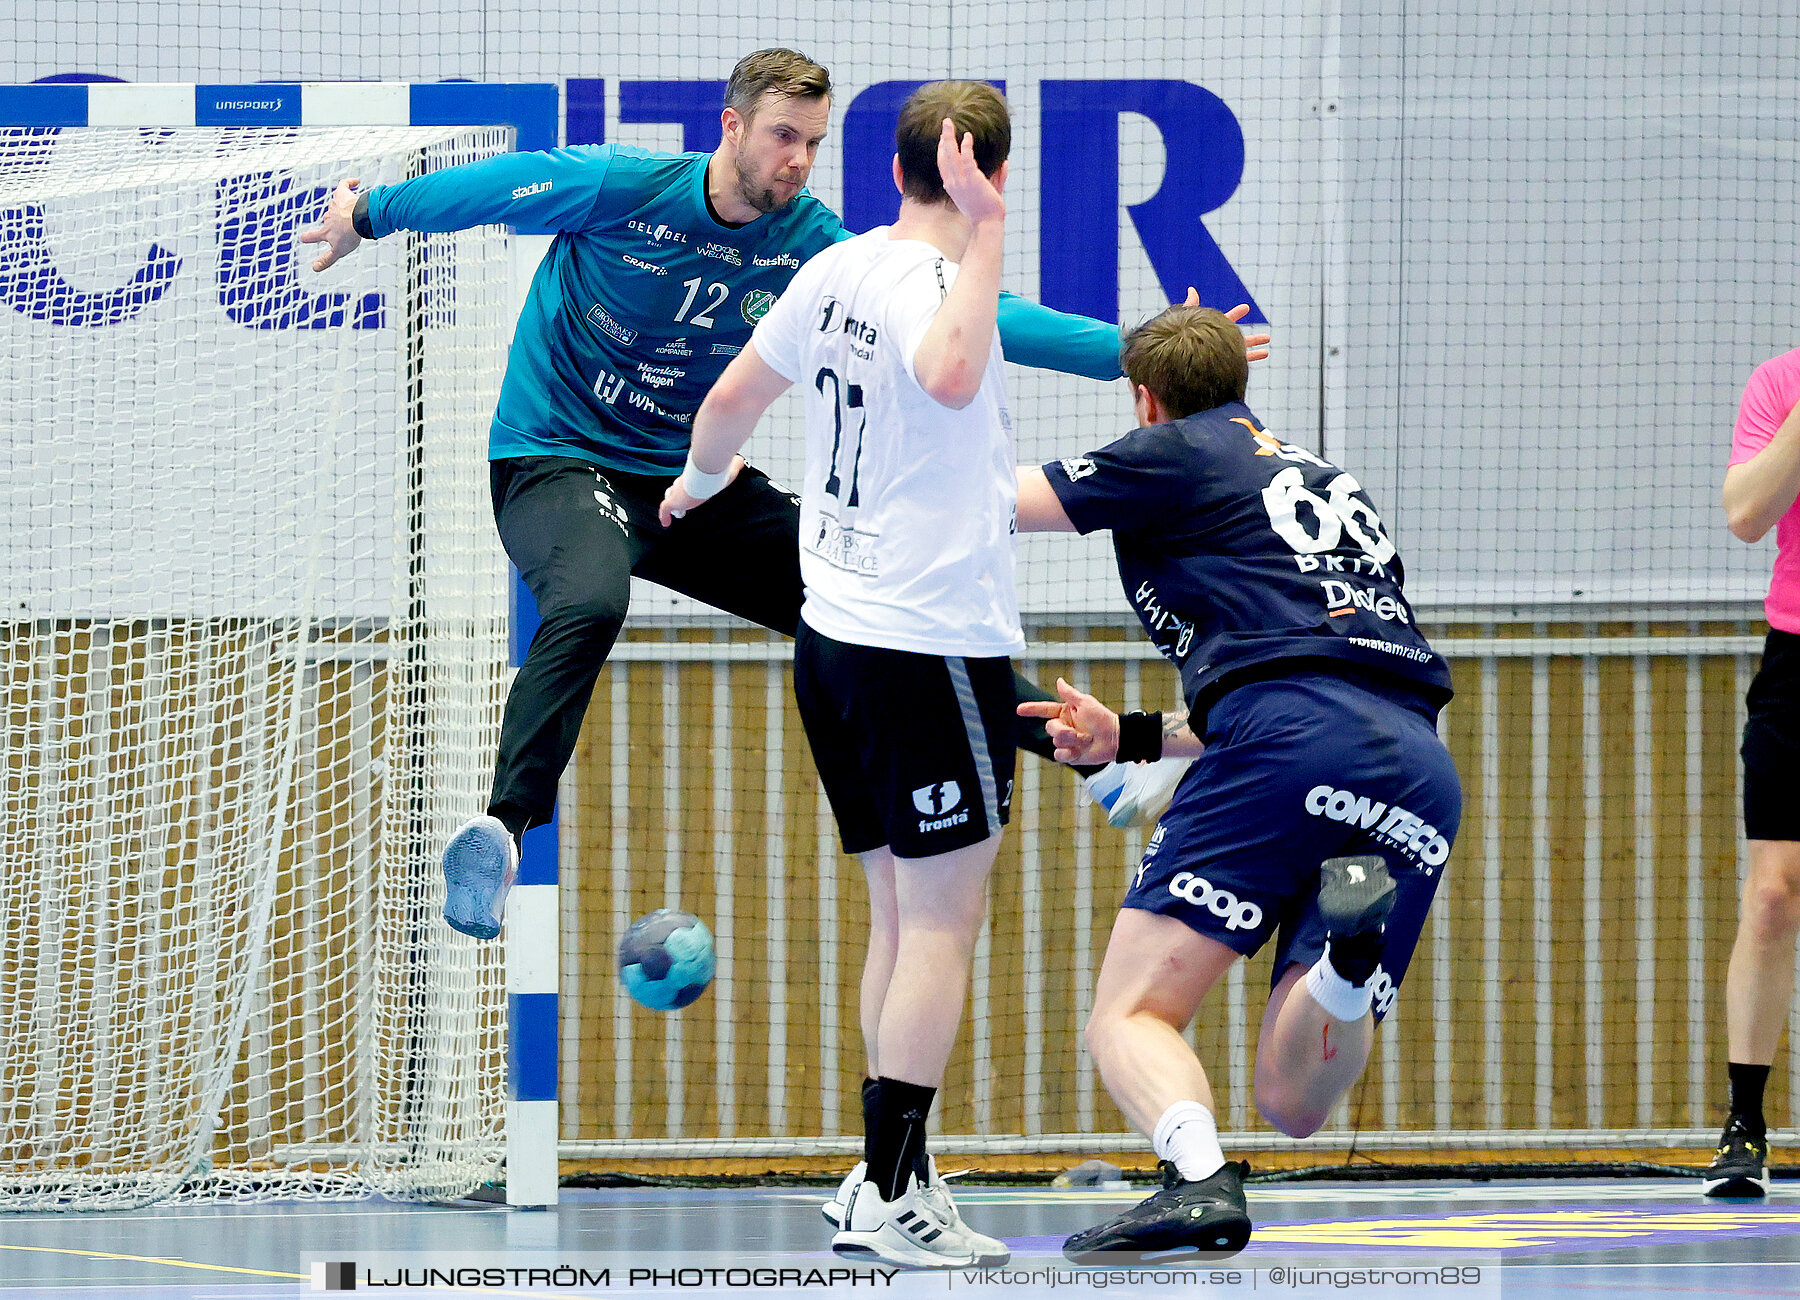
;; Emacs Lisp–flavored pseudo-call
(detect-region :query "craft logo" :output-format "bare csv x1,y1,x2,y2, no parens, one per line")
740,289,776,324
621,253,666,276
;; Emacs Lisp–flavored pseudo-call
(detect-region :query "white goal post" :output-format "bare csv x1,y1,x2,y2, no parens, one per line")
0,82,548,1210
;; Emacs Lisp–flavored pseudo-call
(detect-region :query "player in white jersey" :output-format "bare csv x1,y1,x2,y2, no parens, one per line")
660,81,1018,1270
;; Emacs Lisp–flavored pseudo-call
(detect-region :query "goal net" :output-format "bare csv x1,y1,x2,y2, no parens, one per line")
0,122,514,1208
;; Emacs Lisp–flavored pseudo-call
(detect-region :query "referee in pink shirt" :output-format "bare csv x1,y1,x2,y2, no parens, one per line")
1714,346,1800,1196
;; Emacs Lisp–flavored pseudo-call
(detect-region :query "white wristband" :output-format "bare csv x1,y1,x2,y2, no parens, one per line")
680,455,732,501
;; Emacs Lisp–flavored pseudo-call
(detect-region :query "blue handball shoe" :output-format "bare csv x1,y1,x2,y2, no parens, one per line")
442,815,519,941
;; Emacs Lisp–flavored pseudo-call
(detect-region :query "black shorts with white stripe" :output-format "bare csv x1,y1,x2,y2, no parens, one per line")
793,620,1016,859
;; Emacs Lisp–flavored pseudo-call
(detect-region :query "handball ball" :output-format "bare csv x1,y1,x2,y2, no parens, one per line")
618,909,716,1011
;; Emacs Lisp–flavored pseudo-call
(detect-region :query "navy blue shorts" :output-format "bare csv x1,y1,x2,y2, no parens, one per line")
1123,670,1462,1022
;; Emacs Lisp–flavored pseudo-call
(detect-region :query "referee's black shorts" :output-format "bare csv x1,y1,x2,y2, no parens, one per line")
793,620,1016,859
1743,628,1800,842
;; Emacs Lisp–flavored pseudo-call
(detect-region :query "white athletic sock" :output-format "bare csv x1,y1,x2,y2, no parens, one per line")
1305,949,1374,1022
1151,1100,1225,1183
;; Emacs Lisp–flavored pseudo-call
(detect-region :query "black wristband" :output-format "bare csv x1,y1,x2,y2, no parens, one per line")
351,191,375,240
1115,710,1163,764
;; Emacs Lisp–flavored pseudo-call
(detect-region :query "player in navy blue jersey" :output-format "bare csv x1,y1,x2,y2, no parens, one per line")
1016,303,1460,1263
299,49,1210,941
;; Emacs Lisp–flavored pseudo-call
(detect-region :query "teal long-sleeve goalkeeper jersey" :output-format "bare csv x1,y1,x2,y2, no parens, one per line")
364,144,1123,474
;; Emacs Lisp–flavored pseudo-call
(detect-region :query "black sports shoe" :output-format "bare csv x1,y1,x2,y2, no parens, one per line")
1702,1117,1770,1197
1063,1160,1252,1265
1316,854,1396,984
1318,854,1397,940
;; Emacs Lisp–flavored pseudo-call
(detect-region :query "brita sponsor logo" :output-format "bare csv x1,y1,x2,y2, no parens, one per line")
1303,785,1451,868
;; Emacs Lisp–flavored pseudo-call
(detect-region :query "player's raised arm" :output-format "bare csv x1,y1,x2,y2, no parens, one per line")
659,342,791,525
911,120,1006,408
1724,389,1800,543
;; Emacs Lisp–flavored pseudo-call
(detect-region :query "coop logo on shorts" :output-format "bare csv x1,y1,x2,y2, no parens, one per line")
1304,784,1451,868
913,781,970,833
741,290,776,324
1368,965,1397,1018
1167,872,1263,931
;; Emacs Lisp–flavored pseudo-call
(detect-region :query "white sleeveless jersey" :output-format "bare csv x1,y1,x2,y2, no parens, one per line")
751,228,1024,657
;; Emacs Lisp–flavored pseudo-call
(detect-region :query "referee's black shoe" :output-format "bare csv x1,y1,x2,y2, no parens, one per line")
1062,1160,1251,1265
1702,1117,1771,1198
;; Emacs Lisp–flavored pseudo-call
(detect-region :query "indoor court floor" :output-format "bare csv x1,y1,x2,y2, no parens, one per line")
1,1178,1798,1298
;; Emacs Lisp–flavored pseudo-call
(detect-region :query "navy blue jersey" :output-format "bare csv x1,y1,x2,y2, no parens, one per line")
1043,402,1453,720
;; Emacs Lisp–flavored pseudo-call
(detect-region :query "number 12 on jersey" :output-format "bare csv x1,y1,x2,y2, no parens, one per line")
816,367,865,508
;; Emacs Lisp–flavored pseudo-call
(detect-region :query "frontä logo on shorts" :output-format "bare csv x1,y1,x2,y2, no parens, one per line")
1167,872,1264,931
912,782,962,816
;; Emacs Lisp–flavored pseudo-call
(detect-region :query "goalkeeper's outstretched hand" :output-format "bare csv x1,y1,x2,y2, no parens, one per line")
301,178,364,273
1182,288,1272,363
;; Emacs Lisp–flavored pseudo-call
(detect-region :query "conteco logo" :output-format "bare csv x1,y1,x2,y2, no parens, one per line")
1167,872,1263,931
1304,785,1450,868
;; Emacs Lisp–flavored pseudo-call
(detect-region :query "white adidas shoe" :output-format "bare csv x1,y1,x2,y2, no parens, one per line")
442,814,519,940
821,1160,865,1228
825,1157,970,1228
832,1170,1009,1269
1083,757,1193,829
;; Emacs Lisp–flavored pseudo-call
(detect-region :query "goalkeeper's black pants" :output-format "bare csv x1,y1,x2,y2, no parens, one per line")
485,455,1065,839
